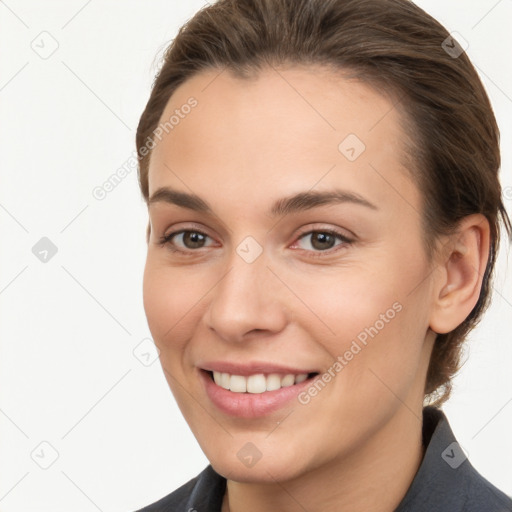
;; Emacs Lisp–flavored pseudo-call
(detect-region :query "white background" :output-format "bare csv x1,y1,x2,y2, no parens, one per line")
0,1,511,511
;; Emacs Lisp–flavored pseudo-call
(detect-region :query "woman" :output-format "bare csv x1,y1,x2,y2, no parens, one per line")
134,0,512,510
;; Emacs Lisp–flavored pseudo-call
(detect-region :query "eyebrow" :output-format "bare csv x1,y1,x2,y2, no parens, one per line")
148,186,378,217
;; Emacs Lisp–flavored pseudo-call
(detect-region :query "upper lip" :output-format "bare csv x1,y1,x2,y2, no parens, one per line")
199,361,318,376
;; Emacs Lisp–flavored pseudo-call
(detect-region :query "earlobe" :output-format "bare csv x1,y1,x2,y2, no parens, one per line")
429,214,490,334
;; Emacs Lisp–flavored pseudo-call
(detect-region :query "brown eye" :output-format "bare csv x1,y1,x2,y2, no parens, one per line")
309,232,337,250
180,231,208,249
296,230,350,253
160,230,213,252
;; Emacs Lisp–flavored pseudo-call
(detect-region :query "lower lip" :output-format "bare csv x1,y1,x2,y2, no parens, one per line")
200,370,317,418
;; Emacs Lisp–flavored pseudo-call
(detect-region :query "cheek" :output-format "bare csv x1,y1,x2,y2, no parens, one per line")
142,257,206,352
285,265,404,344
293,251,431,376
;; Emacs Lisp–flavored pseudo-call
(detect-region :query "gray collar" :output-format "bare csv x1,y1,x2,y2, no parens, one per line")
165,407,512,511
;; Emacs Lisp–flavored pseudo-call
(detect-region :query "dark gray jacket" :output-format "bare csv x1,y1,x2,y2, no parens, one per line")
136,406,512,511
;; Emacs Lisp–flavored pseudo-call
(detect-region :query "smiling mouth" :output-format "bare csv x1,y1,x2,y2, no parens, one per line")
205,370,319,394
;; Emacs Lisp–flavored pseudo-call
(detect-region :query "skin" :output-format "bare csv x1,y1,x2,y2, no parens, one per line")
142,65,490,512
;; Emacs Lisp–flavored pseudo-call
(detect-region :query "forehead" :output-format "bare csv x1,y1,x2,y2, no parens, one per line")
148,65,417,215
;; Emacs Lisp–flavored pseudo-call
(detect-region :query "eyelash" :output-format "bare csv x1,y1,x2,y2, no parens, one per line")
292,229,353,258
158,227,353,258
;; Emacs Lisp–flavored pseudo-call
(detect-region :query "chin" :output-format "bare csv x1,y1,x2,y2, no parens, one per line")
206,443,312,484
212,461,306,484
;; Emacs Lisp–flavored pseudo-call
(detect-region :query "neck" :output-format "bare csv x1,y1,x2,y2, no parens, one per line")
222,404,425,512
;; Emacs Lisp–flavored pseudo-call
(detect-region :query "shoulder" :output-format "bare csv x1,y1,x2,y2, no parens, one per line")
134,465,226,512
396,407,512,512
133,474,198,512
460,461,512,511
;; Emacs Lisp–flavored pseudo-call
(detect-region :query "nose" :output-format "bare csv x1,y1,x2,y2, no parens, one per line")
203,249,289,343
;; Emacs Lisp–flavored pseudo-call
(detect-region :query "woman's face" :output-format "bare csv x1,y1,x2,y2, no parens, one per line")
143,66,438,482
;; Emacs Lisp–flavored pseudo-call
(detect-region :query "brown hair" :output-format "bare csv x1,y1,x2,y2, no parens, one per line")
136,0,511,406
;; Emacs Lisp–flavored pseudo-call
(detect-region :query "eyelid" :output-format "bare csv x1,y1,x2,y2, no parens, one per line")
159,222,212,241
154,218,209,250
294,223,355,241
158,222,355,257
289,226,354,256
291,222,356,247
158,226,214,249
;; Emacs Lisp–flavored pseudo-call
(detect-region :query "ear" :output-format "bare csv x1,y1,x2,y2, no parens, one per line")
429,214,491,334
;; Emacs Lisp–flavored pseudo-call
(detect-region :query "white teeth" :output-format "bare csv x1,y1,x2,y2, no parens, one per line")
281,374,295,387
295,373,308,383
247,374,266,393
266,373,282,391
229,374,247,393
211,371,310,393
220,372,230,389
